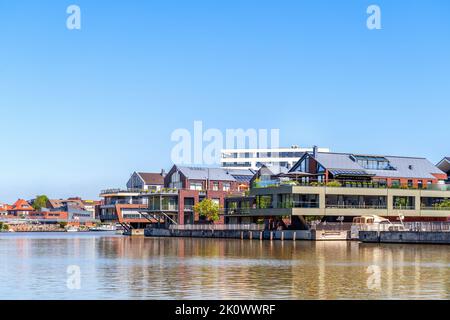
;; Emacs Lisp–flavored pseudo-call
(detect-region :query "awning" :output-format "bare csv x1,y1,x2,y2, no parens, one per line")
329,169,374,177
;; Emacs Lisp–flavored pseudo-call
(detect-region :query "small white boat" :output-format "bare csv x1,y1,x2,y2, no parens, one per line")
66,226,79,232
89,224,116,232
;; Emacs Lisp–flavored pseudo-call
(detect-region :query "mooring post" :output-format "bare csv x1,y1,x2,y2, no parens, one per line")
260,231,263,241
270,231,273,241
281,231,284,241
293,231,297,241
250,231,253,240
241,231,244,240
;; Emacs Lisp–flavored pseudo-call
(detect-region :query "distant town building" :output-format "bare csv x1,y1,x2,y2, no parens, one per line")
46,197,97,221
220,146,330,170
126,171,165,191
0,203,8,216
7,199,35,216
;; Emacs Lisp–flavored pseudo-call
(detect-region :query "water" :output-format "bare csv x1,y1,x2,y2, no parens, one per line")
0,232,449,300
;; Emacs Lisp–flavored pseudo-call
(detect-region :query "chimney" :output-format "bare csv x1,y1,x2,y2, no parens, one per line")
313,145,318,158
161,169,166,177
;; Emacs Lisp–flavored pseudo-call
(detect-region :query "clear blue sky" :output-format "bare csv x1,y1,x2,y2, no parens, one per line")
1,0,449,203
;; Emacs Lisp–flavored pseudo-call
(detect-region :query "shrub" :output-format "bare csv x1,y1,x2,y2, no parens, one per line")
326,181,342,187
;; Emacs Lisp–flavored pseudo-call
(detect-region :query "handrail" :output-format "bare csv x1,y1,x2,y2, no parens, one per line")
169,224,263,231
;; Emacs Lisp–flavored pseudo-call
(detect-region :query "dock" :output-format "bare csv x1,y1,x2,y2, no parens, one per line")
144,225,351,241
360,231,450,244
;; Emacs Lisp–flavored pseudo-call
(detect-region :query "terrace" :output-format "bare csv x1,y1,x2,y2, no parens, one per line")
252,179,450,191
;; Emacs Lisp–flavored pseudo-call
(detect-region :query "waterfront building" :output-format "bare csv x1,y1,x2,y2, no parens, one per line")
436,157,450,183
126,171,165,191
220,146,330,170
224,148,450,226
7,199,35,216
143,165,254,225
289,147,447,187
98,189,154,231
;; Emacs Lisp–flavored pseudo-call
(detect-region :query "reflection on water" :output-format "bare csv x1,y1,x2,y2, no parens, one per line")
0,233,449,300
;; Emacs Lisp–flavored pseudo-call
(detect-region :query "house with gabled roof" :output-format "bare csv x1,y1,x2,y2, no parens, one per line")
7,199,35,217
126,171,165,191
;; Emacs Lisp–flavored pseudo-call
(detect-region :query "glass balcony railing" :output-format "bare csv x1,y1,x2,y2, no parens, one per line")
277,201,319,209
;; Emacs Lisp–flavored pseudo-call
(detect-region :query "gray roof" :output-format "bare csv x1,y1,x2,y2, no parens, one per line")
177,166,237,181
436,157,450,173
306,152,445,179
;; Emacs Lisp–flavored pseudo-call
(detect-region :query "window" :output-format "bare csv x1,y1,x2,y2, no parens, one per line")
211,199,220,206
223,183,231,192
190,182,203,191
170,172,182,189
391,180,400,187
212,182,219,191
418,180,423,189
407,180,413,188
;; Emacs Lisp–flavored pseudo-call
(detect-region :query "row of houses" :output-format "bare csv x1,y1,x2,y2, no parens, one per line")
99,147,450,231
0,197,100,225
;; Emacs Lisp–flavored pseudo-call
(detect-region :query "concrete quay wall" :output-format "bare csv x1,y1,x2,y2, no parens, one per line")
360,231,450,244
145,228,314,241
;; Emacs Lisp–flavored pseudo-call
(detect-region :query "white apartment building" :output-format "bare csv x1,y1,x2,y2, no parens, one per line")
220,146,330,170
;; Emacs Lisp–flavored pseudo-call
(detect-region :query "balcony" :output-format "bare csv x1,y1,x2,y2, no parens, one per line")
148,205,178,212
253,180,450,191
278,201,319,209
325,204,387,209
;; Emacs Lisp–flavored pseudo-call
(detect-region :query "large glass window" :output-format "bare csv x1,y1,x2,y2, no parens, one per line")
190,182,203,191
256,195,273,209
393,196,415,210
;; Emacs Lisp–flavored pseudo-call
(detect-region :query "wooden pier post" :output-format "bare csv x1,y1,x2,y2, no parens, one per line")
270,231,273,241
260,231,263,241
250,231,253,240
241,231,244,240
293,231,297,242
281,231,284,241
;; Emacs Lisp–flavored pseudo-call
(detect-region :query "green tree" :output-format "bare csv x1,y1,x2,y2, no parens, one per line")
33,195,49,211
193,199,220,222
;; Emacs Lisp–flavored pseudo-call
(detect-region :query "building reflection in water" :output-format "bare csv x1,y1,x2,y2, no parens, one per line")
0,233,449,299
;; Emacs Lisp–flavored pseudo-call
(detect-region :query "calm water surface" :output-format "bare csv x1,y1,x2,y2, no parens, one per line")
0,232,449,300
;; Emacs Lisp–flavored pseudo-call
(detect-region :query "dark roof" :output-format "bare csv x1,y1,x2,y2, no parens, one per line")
291,152,445,179
137,172,165,185
328,169,375,177
177,166,236,181
224,169,255,183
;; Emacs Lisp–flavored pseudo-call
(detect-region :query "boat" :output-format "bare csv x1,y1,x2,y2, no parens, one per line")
351,215,407,239
89,224,116,232
66,226,79,232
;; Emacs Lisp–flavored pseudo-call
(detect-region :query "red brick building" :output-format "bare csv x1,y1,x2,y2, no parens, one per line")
145,165,254,225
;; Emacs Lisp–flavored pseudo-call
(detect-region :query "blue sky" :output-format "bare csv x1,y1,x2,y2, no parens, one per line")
0,0,449,203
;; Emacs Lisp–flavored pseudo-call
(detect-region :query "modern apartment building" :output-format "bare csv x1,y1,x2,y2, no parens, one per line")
143,165,254,225
225,149,450,226
99,189,154,231
220,146,330,170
